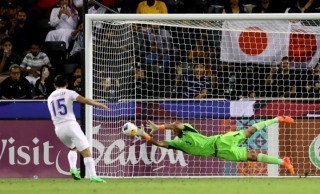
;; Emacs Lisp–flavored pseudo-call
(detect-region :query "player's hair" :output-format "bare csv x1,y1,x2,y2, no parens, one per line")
281,56,290,61
1,37,12,45
54,75,68,87
72,65,81,74
9,64,20,72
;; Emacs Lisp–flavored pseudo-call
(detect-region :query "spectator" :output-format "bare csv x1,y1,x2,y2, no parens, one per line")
0,37,21,76
296,60,320,98
0,64,32,99
8,9,32,57
2,0,20,22
223,63,241,100
33,64,54,99
145,41,169,66
20,42,51,86
0,16,9,43
68,23,83,64
177,62,211,99
68,0,108,65
136,0,168,14
171,26,196,63
239,64,265,98
204,62,218,98
187,38,206,63
265,56,296,97
288,0,316,13
147,25,172,54
101,77,121,102
45,0,79,49
223,0,246,13
252,0,280,13
132,63,149,99
132,24,149,59
68,65,81,94
206,46,220,66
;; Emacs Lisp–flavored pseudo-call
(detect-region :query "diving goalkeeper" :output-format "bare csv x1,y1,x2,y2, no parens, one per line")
137,116,295,175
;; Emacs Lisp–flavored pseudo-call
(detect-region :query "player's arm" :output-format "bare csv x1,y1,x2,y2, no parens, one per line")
76,95,109,111
148,136,168,148
136,125,169,148
147,120,184,134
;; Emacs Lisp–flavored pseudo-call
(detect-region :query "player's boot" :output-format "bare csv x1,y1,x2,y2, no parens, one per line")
70,168,81,180
282,157,295,175
276,116,294,124
90,177,106,183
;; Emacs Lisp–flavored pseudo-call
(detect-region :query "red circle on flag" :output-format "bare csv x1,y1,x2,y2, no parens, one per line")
238,27,268,56
289,29,317,62
36,0,58,9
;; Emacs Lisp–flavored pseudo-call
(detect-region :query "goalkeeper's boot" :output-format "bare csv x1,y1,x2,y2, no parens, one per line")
70,168,81,180
90,177,106,183
276,116,294,124
282,157,295,175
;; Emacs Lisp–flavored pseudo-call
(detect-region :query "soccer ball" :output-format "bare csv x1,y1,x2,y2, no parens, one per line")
122,122,138,136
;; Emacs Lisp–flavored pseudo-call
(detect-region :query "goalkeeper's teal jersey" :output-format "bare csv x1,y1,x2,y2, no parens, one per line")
165,123,219,157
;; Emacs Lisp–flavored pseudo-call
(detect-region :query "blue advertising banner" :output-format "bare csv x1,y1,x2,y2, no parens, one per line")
0,101,136,119
0,101,80,119
159,101,230,118
93,102,136,118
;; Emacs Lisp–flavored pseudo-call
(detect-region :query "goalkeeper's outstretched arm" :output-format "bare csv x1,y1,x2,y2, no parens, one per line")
147,120,185,134
136,125,169,148
148,137,169,148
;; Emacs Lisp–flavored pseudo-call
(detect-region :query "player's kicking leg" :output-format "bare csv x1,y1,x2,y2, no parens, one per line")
68,148,81,180
245,116,295,175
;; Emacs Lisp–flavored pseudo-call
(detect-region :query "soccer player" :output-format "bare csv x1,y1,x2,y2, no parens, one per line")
47,75,109,183
136,116,295,175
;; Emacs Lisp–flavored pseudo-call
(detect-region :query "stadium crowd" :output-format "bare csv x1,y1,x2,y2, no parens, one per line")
0,0,320,100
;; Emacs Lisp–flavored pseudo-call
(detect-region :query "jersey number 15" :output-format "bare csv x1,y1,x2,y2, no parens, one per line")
51,98,68,116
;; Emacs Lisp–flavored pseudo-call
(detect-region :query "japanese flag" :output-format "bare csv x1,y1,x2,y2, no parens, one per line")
289,23,320,68
221,21,320,67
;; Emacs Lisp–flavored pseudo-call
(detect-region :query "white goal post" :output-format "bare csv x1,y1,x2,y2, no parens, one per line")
85,14,320,178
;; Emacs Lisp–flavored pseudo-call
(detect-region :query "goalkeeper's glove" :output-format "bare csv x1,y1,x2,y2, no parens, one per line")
147,120,161,134
136,125,151,141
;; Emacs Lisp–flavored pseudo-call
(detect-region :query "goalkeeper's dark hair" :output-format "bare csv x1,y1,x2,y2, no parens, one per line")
54,75,68,87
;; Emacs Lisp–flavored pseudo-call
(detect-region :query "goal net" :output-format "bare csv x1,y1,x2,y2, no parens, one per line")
85,14,320,177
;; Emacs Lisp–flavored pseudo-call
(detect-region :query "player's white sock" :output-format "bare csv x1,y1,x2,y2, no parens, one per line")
257,153,282,165
68,151,78,169
84,157,97,178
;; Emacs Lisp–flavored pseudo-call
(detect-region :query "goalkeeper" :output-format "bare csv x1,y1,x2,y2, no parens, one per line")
137,116,295,175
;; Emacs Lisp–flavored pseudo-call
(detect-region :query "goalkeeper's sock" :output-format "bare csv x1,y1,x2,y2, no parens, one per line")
68,150,78,169
84,157,97,178
257,153,283,165
252,119,277,131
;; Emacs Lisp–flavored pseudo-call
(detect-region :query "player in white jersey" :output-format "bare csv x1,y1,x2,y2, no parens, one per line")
48,75,109,183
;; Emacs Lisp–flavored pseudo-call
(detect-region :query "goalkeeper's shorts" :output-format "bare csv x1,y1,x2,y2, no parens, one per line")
215,130,247,162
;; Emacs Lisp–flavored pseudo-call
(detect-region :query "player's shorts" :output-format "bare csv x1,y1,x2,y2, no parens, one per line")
215,130,247,162
55,121,90,152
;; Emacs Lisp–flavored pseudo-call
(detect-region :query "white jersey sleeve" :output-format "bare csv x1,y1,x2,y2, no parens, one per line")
47,89,80,125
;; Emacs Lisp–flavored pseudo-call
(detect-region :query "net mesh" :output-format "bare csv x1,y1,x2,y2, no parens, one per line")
88,17,320,177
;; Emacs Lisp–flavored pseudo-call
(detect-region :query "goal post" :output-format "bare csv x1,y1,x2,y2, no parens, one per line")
85,14,320,177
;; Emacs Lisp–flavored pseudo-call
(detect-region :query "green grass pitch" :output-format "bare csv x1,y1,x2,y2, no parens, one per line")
0,178,318,194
